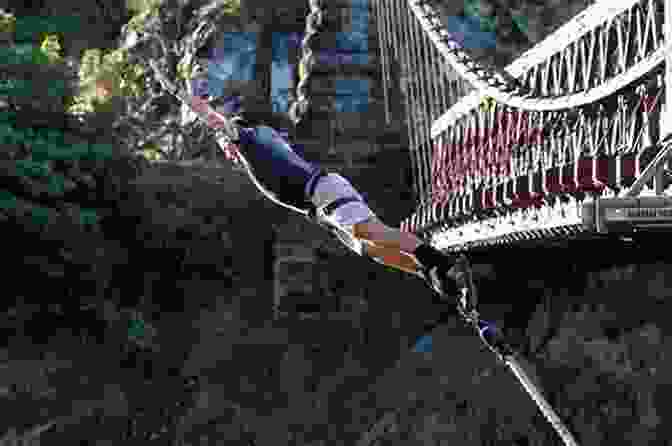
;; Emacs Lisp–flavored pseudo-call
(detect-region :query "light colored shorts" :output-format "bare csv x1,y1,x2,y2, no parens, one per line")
310,173,376,255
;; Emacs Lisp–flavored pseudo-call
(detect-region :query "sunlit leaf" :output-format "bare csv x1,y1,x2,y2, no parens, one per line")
40,34,62,64
0,10,16,37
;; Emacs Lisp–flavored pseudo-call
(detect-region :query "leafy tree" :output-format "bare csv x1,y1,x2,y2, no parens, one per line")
116,0,243,160
39,33,62,64
67,46,147,115
126,0,163,33
0,9,16,39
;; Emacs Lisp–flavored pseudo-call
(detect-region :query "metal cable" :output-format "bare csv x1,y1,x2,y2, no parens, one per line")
407,6,427,203
432,43,448,123
374,0,392,124
392,0,422,201
415,13,434,205
400,0,427,202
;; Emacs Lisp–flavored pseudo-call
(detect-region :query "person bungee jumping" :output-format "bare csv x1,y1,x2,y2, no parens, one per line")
214,97,478,309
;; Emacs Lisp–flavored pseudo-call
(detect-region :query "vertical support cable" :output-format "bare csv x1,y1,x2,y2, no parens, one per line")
432,45,448,123
414,12,431,206
440,46,453,211
419,16,436,209
425,32,441,124
429,43,445,208
402,0,426,203
422,21,438,123
664,0,672,140
419,18,439,207
385,3,404,121
393,0,422,203
374,0,392,124
407,3,431,204
412,9,431,207
429,45,448,206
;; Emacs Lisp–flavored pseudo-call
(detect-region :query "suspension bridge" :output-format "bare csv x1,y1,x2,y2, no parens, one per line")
362,0,672,252
302,0,672,444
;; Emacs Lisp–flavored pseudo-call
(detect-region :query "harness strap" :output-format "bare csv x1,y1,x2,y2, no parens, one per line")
307,195,364,224
323,196,363,216
316,195,367,255
306,170,363,220
306,170,328,200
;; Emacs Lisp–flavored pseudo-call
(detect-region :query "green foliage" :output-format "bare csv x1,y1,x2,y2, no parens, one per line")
0,121,28,145
27,136,61,162
0,10,16,38
127,311,157,348
511,14,528,35
0,119,113,162
0,110,15,122
221,0,241,16
78,208,100,226
45,174,68,195
479,96,496,113
69,142,92,160
463,0,482,21
0,189,17,210
0,12,123,241
176,59,194,82
15,159,51,178
12,15,80,43
127,314,147,338
0,76,68,100
89,143,115,160
463,0,526,34
0,27,74,116
463,0,497,33
30,204,53,226
78,48,104,82
0,43,47,65
39,34,62,64
13,160,68,196
138,142,165,161
126,0,162,33
68,47,146,115
126,0,161,14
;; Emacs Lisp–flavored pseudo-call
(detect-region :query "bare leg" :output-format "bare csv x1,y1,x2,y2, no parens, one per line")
363,242,424,277
353,217,424,253
353,217,475,305
353,217,426,276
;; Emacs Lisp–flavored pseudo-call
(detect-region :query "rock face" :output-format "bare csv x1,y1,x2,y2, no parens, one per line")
353,241,672,446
